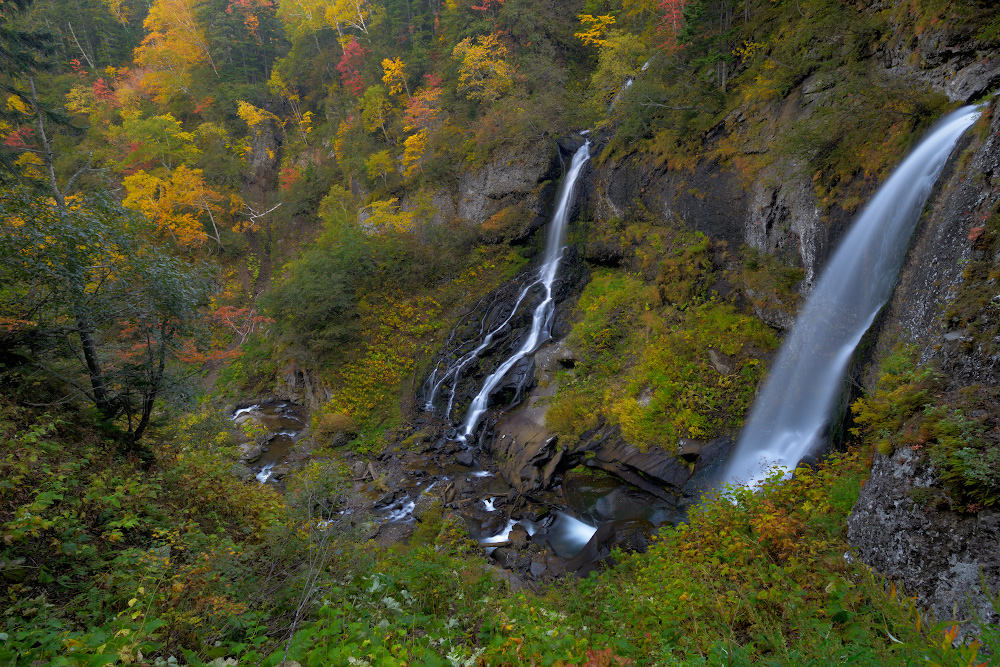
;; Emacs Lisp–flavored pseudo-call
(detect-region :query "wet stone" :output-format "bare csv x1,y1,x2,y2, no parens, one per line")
508,525,530,547
455,449,476,467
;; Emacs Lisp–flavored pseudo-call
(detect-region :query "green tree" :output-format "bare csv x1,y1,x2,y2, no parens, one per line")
0,189,211,443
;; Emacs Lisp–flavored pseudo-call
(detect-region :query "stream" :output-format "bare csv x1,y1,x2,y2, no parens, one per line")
231,401,307,485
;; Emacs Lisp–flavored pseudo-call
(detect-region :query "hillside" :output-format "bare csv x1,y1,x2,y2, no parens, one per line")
1,0,1000,664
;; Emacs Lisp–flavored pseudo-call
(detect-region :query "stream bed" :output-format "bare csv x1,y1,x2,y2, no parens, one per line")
232,401,308,486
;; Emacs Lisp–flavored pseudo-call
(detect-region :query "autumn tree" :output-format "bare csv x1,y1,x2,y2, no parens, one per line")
134,0,217,104
336,38,368,95
381,56,409,97
360,84,393,141
403,74,442,132
453,33,514,104
122,165,226,248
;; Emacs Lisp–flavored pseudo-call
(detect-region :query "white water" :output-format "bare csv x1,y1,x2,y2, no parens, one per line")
232,404,261,419
547,512,598,558
458,142,591,441
725,105,981,486
255,462,275,484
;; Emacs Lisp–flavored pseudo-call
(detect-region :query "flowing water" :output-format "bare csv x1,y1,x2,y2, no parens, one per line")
457,142,591,441
231,401,306,484
422,141,591,442
724,105,982,486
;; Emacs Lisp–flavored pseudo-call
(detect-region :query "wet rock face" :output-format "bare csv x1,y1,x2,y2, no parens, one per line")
850,100,1000,631
874,101,1000,387
414,140,563,230
847,448,1000,629
583,127,859,309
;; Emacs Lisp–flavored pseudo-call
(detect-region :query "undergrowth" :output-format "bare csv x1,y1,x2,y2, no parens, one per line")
851,345,1000,512
547,231,777,450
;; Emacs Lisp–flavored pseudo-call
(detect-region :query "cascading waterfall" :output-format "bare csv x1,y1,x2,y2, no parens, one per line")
458,141,590,441
436,141,591,443
724,105,982,486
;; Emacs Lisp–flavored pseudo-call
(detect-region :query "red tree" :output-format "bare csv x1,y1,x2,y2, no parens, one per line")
336,39,368,96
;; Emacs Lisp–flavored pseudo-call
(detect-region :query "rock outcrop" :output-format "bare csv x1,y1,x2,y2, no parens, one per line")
848,448,1000,629
849,100,1000,627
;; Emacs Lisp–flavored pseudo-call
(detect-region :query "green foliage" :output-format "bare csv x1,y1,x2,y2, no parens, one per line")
0,188,212,441
851,346,1000,511
549,232,777,450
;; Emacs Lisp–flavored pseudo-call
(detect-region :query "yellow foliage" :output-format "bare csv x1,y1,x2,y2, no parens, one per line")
402,129,427,178
134,0,215,104
575,14,616,47
381,57,408,96
6,94,29,115
122,165,224,248
236,100,280,128
453,33,515,104
364,198,416,234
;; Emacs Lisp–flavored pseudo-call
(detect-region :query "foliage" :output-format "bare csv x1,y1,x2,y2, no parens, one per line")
453,33,515,105
548,232,777,449
0,189,212,441
133,0,217,104
850,346,1000,511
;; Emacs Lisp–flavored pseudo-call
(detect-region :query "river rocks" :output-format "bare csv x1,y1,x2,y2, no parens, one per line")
848,448,1000,632
561,519,655,577
238,441,263,462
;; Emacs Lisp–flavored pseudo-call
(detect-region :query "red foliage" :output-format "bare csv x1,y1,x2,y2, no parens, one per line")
92,78,115,101
471,0,504,16
70,58,87,78
336,39,368,96
3,127,34,149
193,96,214,115
657,0,688,52
279,165,302,191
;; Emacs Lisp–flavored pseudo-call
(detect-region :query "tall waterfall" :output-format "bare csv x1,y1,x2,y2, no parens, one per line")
453,141,591,442
724,105,981,486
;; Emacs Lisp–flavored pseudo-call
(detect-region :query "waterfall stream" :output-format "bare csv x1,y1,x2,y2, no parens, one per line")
458,141,590,441
422,140,591,442
724,105,982,486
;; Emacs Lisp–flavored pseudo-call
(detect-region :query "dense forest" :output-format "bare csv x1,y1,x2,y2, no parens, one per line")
2,0,1000,664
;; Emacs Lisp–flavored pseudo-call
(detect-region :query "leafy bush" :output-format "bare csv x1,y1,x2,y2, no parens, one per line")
851,345,1000,511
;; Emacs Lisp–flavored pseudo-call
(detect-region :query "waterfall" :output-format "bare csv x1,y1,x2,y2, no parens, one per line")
724,105,981,486
454,141,591,442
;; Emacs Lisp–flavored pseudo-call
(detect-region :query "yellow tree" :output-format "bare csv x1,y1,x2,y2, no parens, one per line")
575,14,616,47
381,57,409,97
326,0,377,37
401,129,426,178
452,33,514,104
122,165,224,248
276,0,331,41
134,0,217,104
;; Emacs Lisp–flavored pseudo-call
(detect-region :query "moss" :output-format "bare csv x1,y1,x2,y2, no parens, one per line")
738,246,805,316
851,346,1000,511
547,233,778,452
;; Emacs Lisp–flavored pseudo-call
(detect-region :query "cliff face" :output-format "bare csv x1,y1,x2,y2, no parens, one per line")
847,99,1000,628
576,16,1000,627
